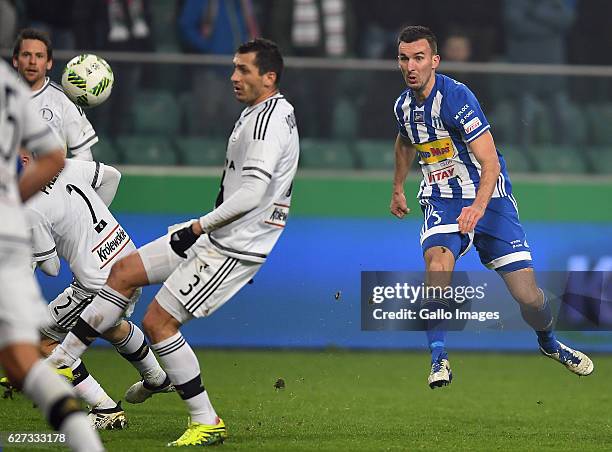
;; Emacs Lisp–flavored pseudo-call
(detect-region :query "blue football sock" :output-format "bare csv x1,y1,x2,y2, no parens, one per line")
427,330,447,362
536,330,558,352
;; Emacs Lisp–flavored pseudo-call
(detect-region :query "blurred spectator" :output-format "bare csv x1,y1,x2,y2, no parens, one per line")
503,0,576,148
260,0,354,138
441,32,472,63
0,0,18,48
568,0,612,101
425,0,503,62
353,0,425,59
178,0,258,136
440,30,494,112
73,0,154,137
179,0,258,53
263,0,353,57
23,0,76,49
107,0,150,44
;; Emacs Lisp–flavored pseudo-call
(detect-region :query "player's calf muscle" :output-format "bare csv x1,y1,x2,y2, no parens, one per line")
0,344,40,386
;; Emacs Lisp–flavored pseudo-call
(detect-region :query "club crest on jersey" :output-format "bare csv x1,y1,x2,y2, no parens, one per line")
91,224,130,269
40,107,53,121
412,110,425,124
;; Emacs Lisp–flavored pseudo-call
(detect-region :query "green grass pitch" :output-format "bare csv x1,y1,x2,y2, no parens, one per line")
1,349,610,451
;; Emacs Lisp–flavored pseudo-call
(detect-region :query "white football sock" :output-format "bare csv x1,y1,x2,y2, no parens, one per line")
23,360,104,452
71,359,116,409
152,332,217,424
113,321,167,387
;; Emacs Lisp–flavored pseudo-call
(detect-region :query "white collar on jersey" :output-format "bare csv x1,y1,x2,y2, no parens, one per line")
243,92,284,116
31,77,51,98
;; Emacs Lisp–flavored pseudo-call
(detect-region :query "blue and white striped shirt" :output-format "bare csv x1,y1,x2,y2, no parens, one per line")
394,73,512,199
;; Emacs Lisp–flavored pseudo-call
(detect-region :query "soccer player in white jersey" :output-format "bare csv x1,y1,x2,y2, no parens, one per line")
48,38,299,446
13,28,98,161
20,155,173,429
0,59,104,452
390,26,593,389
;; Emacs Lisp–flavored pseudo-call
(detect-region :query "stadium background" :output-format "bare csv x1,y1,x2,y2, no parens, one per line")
2,0,611,353
1,2,612,450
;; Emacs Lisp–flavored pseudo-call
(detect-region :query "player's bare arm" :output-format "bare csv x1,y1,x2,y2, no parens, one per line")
391,133,416,219
456,131,500,233
18,148,64,202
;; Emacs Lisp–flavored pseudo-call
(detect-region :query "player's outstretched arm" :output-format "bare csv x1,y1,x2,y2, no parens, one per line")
95,164,121,207
391,133,416,219
457,130,500,233
19,148,65,202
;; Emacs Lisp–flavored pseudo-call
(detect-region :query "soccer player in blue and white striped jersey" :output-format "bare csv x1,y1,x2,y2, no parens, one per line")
390,26,593,388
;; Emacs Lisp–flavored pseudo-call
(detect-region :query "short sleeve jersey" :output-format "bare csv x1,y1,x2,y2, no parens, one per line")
30,77,98,159
0,61,61,244
394,73,512,199
206,93,300,263
25,160,135,290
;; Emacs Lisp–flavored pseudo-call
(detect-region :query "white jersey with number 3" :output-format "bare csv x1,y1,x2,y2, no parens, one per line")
30,77,98,159
25,160,136,290
206,93,300,263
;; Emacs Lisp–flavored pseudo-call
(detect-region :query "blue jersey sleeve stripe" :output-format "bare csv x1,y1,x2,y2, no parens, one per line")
465,124,490,143
394,92,410,138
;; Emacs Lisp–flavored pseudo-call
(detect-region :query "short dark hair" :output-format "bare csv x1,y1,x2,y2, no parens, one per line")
397,25,438,55
236,38,284,86
12,28,53,60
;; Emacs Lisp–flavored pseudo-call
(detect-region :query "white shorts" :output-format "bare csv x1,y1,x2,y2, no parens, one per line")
0,243,51,348
139,233,260,323
41,281,139,342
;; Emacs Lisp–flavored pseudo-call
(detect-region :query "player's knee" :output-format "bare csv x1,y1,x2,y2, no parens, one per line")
424,246,455,273
426,255,454,273
107,257,137,292
427,260,447,272
515,288,543,310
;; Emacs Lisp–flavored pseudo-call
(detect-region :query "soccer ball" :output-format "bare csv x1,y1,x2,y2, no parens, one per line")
61,54,114,108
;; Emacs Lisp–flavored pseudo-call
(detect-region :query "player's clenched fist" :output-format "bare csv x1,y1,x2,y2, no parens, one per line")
390,191,410,219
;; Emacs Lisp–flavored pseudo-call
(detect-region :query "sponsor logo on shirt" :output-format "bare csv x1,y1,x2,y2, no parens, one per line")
427,165,455,184
454,103,470,120
91,224,130,269
463,117,482,134
415,137,456,164
265,203,290,228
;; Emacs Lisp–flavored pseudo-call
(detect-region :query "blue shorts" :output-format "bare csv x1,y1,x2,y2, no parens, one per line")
419,195,532,272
